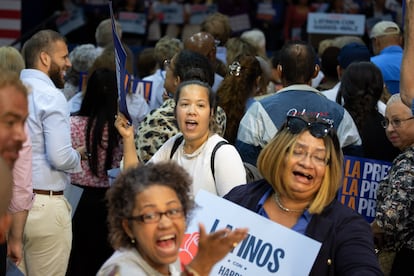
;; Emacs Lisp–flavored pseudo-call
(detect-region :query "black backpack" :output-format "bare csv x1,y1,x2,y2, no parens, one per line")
170,135,262,183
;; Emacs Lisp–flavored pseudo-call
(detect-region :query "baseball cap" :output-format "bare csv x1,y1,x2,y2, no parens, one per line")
370,21,401,39
337,42,371,69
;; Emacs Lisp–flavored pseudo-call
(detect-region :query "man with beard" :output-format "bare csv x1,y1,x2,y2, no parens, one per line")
0,70,28,276
19,29,82,276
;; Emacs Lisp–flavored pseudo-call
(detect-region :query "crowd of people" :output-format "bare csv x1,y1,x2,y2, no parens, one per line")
56,0,404,53
0,0,414,275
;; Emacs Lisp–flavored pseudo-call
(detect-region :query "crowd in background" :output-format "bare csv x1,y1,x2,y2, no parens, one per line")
1,0,413,275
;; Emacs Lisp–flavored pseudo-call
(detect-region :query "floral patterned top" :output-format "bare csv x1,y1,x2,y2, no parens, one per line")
135,99,227,163
376,146,414,251
70,116,123,188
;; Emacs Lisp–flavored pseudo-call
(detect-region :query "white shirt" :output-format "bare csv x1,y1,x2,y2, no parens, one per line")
150,133,246,196
143,69,166,111
322,82,386,116
98,247,180,276
21,69,82,191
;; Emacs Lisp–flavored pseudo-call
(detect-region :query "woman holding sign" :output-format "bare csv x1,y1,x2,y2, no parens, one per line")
224,114,382,275
97,161,248,276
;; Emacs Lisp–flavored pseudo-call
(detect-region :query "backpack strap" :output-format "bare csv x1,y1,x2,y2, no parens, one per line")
210,140,230,180
170,135,184,159
170,136,229,181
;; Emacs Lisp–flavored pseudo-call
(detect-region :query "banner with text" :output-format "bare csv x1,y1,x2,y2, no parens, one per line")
154,3,184,24
110,1,131,124
189,4,217,25
338,155,391,223
180,190,321,275
118,11,147,35
307,13,366,35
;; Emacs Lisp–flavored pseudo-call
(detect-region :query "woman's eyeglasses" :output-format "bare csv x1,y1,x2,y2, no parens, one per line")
381,117,414,128
287,115,333,138
127,208,184,224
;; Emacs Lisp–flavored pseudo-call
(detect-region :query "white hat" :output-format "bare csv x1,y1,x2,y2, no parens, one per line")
370,21,400,39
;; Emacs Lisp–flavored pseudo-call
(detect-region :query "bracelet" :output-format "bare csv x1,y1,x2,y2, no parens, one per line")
184,265,201,276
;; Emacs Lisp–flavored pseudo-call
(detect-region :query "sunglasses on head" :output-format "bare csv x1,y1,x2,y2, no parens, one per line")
287,115,333,138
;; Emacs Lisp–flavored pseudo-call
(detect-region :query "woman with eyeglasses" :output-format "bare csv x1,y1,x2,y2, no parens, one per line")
224,114,382,275
372,93,414,276
97,161,248,276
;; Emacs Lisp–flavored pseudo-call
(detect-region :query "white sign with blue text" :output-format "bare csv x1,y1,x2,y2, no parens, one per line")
181,190,321,275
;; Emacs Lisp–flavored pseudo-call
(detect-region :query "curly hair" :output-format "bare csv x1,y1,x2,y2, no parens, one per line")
217,55,261,144
337,62,384,132
225,37,257,66
106,161,194,250
200,12,231,46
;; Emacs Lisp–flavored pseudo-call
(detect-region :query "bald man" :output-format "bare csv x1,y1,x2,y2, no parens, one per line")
184,32,223,91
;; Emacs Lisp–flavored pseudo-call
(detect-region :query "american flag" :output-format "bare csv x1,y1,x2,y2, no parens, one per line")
0,0,21,46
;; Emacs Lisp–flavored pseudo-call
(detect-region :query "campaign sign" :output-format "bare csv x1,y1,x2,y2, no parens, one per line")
132,78,153,104
307,12,366,35
109,2,132,124
56,6,86,36
338,155,392,223
154,3,184,24
180,190,321,275
118,11,147,34
189,4,217,25
228,13,251,33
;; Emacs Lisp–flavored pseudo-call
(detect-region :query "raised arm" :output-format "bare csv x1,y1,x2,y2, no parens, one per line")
114,112,140,169
400,0,414,110
184,224,248,276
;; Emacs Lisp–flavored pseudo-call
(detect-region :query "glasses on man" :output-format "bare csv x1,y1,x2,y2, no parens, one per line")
287,115,333,138
381,117,414,129
127,208,184,224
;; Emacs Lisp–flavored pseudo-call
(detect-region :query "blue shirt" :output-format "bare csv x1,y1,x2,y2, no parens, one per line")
21,69,82,191
371,45,403,94
257,187,312,234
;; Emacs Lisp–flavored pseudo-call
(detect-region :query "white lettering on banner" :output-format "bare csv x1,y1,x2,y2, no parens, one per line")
339,156,392,223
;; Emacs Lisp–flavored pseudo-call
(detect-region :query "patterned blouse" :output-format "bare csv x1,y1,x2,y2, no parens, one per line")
135,98,227,163
376,146,414,251
70,116,123,188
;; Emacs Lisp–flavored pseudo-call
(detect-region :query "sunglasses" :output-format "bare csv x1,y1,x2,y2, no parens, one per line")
287,115,333,138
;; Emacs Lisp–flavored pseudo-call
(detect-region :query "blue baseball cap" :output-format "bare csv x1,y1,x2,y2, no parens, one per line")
337,42,371,69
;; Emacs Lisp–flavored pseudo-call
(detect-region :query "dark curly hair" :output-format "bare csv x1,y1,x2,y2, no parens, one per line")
105,161,194,249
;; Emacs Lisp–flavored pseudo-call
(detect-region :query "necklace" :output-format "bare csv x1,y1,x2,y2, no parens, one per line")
274,192,307,213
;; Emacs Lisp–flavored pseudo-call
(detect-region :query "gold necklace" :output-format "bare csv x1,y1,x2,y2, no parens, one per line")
274,192,307,213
